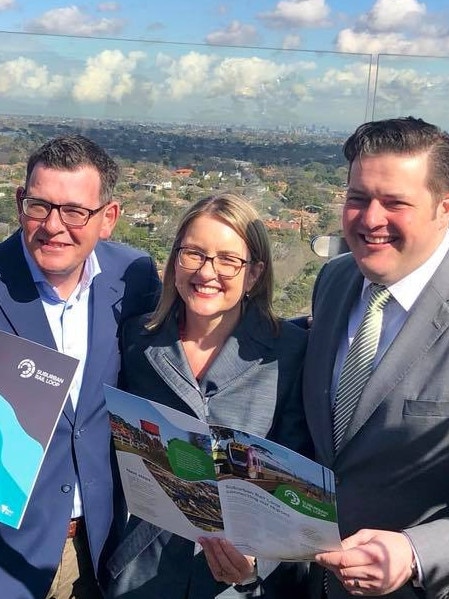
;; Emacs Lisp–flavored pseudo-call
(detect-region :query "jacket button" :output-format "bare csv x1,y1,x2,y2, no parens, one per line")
61,484,72,493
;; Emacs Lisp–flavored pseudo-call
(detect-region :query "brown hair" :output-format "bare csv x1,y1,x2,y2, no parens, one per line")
25,134,119,204
344,116,449,202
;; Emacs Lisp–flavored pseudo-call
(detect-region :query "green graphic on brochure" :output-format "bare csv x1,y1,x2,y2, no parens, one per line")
167,439,216,481
274,484,337,522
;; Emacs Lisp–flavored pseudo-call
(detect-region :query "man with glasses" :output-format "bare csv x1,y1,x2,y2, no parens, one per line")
0,134,160,599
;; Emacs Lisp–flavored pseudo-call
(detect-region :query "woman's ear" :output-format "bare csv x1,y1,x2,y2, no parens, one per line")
245,261,264,293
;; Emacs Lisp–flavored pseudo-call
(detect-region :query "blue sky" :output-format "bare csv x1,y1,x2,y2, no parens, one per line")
2,0,448,54
1,0,449,129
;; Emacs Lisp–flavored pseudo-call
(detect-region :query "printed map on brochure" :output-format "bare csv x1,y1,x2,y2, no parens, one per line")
104,384,341,560
0,331,79,529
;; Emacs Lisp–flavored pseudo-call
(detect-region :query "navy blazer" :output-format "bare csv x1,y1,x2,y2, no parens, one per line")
107,305,312,599
0,230,160,599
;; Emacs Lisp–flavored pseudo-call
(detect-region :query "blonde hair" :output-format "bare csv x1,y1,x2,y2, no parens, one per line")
147,192,278,332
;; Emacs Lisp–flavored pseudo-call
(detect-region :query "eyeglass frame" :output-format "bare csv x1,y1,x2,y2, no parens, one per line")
20,196,110,228
176,246,253,278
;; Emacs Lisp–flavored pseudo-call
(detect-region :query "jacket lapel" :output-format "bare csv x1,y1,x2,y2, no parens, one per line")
337,254,449,454
74,265,122,426
306,262,363,465
144,316,206,419
144,307,275,426
0,231,56,348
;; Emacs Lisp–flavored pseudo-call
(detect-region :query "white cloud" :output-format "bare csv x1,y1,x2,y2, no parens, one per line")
336,27,449,56
205,20,259,46
308,62,372,95
0,57,65,97
335,0,449,57
210,56,296,98
359,0,426,33
72,49,145,103
0,0,15,10
24,6,124,36
337,29,412,55
155,51,316,106
282,34,301,49
97,2,120,11
156,51,217,100
259,0,330,29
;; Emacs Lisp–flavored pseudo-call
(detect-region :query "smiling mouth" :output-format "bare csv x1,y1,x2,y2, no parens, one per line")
193,284,221,295
363,234,395,244
39,240,70,249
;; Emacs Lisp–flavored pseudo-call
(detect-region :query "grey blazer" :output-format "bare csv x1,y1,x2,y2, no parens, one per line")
303,251,449,599
107,304,312,599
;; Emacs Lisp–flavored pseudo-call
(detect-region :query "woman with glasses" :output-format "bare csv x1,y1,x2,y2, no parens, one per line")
108,193,311,599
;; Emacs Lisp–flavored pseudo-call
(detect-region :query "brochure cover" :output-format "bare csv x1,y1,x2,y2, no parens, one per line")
105,384,342,560
0,331,79,528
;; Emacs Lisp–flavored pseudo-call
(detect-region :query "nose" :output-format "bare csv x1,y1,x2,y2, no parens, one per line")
40,206,66,233
361,199,388,229
197,256,217,276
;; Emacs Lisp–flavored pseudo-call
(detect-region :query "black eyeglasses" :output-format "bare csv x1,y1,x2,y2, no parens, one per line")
21,197,109,227
176,247,252,278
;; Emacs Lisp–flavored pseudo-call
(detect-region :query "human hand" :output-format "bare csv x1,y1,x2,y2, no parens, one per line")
315,529,415,595
199,537,256,585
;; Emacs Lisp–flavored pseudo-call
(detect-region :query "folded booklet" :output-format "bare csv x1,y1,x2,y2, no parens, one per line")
104,384,341,560
0,331,79,528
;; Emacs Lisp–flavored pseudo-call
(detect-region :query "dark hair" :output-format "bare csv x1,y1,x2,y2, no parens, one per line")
343,116,449,200
25,134,119,204
148,192,278,332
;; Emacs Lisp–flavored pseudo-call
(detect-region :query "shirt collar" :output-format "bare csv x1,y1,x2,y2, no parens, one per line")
20,231,101,300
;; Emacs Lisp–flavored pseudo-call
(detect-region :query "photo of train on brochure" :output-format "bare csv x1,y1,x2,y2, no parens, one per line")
104,384,342,560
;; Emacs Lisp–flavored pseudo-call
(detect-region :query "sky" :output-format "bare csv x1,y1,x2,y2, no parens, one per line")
1,0,449,130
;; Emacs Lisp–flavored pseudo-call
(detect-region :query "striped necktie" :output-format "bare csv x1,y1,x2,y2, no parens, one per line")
332,283,391,451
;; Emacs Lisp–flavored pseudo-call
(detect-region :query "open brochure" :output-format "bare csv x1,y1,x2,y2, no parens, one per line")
104,384,342,561
0,331,79,529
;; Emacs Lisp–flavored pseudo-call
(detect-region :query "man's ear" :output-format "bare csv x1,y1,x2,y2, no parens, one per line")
16,187,25,220
99,201,120,240
438,194,449,229
16,186,25,207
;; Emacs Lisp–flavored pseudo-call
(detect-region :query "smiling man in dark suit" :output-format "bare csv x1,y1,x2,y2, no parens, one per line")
0,134,160,599
304,117,449,599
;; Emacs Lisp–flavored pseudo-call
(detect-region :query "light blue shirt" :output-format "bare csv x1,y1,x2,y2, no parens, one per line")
21,233,101,518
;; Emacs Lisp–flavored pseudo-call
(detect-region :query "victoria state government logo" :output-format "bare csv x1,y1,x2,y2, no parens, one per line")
18,358,36,378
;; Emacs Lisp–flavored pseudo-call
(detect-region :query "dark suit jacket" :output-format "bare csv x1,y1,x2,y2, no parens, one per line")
107,305,312,599
0,230,160,599
303,251,449,599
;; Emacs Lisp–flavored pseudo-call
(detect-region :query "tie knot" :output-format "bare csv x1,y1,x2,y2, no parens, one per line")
368,283,391,311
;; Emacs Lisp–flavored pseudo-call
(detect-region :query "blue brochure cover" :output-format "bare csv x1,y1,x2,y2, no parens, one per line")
0,331,79,528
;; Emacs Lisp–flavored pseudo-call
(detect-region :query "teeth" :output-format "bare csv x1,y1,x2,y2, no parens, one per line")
42,241,66,247
365,235,392,244
194,285,220,295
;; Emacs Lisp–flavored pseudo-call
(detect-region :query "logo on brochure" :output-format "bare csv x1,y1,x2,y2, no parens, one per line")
283,489,301,506
17,358,65,387
18,359,36,378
